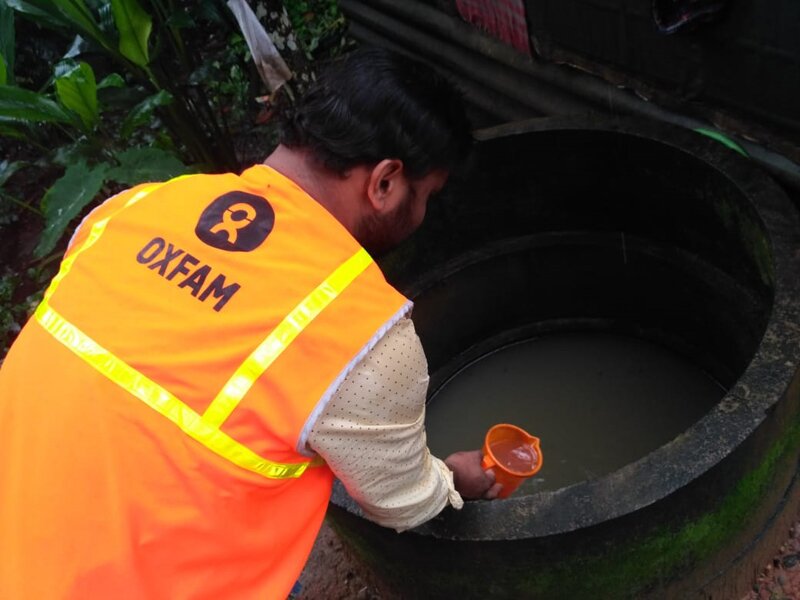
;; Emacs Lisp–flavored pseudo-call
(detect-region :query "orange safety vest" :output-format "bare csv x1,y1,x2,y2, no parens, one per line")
0,165,410,599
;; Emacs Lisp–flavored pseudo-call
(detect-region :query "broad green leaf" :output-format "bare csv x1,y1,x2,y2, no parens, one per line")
49,0,108,46
4,1,67,30
8,1,105,44
120,89,172,138
10,0,114,53
0,56,6,86
36,160,109,258
0,118,27,140
0,159,25,188
106,147,189,186
96,83,146,114
98,73,125,89
54,60,98,130
0,2,14,84
110,0,152,67
50,139,98,167
0,85,73,124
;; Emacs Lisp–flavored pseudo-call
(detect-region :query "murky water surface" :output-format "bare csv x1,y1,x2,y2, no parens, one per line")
426,332,725,493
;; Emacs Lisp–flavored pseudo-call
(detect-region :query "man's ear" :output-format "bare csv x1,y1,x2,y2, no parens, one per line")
365,159,407,213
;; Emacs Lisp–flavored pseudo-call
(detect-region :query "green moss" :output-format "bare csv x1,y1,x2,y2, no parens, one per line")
512,416,800,597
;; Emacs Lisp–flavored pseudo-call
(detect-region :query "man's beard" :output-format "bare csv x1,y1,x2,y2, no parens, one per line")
355,192,416,256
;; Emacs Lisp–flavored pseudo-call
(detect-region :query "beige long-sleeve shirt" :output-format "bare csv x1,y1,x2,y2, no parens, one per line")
307,317,463,531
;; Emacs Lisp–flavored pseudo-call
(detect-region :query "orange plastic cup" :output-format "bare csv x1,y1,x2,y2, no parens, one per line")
481,423,543,498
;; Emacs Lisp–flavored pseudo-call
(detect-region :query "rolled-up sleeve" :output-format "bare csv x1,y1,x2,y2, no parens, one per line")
307,317,463,532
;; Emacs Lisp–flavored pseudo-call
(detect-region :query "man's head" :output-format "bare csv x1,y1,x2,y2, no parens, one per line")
278,47,472,253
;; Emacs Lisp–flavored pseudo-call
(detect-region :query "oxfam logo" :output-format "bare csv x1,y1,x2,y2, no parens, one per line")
196,191,275,252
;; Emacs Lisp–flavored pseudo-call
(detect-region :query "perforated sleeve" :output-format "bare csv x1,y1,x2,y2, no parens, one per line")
307,317,463,531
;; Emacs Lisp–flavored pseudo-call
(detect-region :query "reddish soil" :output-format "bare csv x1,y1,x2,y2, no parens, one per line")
744,520,800,600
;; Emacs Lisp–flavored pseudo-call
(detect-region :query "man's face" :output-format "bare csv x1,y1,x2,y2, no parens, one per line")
357,169,448,255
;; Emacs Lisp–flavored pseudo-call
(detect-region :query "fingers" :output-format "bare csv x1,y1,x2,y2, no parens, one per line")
445,449,507,500
482,469,501,500
484,482,503,500
484,468,496,485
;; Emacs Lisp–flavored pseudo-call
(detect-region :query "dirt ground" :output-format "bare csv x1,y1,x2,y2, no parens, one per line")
297,515,800,599
297,521,396,600
743,519,800,600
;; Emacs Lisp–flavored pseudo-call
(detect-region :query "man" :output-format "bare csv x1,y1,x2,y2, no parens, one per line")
0,47,499,599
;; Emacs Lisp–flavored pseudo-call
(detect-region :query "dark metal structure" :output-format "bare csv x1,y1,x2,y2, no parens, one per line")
339,0,800,196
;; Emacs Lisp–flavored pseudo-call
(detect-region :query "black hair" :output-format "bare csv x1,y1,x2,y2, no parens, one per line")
279,46,473,179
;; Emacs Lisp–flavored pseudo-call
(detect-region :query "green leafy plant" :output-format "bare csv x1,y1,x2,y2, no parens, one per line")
0,2,13,86
3,0,238,169
186,31,255,133
0,264,50,356
0,270,21,355
285,0,348,59
0,1,257,260
0,55,190,258
0,159,38,226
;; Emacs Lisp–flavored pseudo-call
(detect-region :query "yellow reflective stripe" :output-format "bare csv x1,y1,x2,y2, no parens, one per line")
42,183,164,303
35,174,312,480
35,302,310,479
203,247,374,428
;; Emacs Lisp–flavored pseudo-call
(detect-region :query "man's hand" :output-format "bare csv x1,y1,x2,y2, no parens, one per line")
444,450,503,500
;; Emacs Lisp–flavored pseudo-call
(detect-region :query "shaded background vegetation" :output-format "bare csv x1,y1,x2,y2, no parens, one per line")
0,0,351,354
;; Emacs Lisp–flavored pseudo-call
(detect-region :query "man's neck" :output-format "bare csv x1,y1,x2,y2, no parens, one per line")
263,145,363,235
